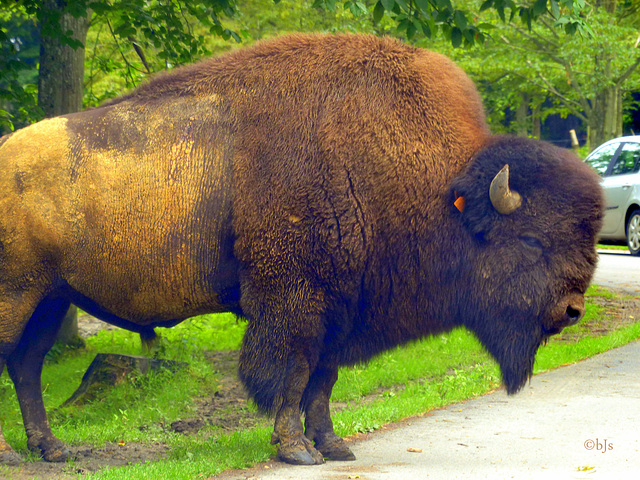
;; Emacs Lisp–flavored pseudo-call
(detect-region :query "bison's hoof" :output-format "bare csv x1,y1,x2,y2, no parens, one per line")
316,437,356,461
277,438,324,465
28,437,71,463
42,445,71,463
0,446,22,466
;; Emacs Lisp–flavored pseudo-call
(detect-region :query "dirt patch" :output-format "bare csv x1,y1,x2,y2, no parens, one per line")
1,442,170,479
168,351,266,435
2,291,639,479
554,294,640,342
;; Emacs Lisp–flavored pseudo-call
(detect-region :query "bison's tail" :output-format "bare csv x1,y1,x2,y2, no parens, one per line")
238,320,288,414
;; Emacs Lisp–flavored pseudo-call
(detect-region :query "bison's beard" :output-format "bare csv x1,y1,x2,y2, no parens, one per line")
498,342,539,395
471,317,545,395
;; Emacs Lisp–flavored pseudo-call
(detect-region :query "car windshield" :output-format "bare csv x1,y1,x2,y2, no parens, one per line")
585,142,620,176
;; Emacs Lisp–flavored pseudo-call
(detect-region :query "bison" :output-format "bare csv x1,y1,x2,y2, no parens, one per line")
0,33,603,466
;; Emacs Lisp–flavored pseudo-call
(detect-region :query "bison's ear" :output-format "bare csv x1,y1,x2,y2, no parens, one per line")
448,173,494,241
453,191,465,213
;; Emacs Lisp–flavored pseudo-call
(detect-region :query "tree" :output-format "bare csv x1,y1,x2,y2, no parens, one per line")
38,0,91,116
505,0,640,148
0,1,593,120
0,7,40,132
1,0,240,133
435,0,640,149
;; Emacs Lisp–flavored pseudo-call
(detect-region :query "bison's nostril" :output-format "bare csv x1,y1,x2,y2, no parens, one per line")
566,305,583,322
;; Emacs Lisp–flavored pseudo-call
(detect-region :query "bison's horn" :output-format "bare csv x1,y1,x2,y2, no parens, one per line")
489,164,522,215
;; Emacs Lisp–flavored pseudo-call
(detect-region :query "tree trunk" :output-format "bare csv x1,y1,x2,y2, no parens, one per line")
38,1,91,117
588,84,622,149
515,93,530,137
38,0,91,344
587,0,623,150
531,104,541,140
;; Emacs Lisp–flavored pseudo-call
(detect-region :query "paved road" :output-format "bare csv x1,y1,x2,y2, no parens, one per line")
218,340,640,480
593,249,640,294
214,252,640,480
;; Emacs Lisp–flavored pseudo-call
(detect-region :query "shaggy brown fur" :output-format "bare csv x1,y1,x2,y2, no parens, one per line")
0,33,602,466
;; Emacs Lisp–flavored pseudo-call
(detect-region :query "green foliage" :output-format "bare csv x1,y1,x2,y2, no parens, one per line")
0,0,601,136
0,6,42,133
426,0,640,141
1,0,242,128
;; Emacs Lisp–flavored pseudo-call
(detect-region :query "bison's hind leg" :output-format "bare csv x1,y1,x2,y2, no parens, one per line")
6,294,72,462
239,318,325,465
302,365,356,461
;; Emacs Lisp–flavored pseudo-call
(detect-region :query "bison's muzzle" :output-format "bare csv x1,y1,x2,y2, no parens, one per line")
547,293,586,335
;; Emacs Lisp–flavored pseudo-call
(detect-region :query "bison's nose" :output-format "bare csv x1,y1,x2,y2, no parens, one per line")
564,303,585,325
552,293,585,329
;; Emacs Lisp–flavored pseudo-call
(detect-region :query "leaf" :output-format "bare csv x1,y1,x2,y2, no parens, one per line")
373,1,385,23
550,0,560,18
395,0,409,12
381,0,395,11
463,27,475,44
454,10,467,30
451,27,462,48
415,0,431,14
421,21,432,38
227,29,241,43
533,0,548,17
435,0,453,10
565,21,577,35
480,0,494,11
348,1,368,17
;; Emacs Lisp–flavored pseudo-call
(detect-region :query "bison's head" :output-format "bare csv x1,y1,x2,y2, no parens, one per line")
448,136,603,394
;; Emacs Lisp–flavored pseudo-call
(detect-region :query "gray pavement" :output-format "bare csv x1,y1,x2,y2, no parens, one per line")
219,339,640,480
593,250,640,294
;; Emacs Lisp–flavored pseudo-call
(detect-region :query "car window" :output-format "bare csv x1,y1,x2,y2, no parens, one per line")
585,142,620,176
610,142,640,176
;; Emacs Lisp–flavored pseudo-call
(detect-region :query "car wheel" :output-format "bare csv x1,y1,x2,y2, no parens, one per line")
626,210,640,256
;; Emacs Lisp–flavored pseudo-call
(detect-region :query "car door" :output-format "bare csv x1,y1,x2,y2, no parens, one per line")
601,142,640,236
585,141,622,235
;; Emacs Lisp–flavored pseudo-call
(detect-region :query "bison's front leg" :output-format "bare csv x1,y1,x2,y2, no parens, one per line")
6,296,72,462
270,351,324,465
303,365,355,461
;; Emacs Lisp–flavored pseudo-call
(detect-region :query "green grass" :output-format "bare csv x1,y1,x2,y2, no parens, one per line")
597,243,629,251
1,285,639,479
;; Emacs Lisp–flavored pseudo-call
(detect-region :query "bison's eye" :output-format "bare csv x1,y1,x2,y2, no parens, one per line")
519,235,544,252
474,231,487,244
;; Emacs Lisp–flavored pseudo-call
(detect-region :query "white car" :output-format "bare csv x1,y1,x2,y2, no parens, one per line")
585,136,640,255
